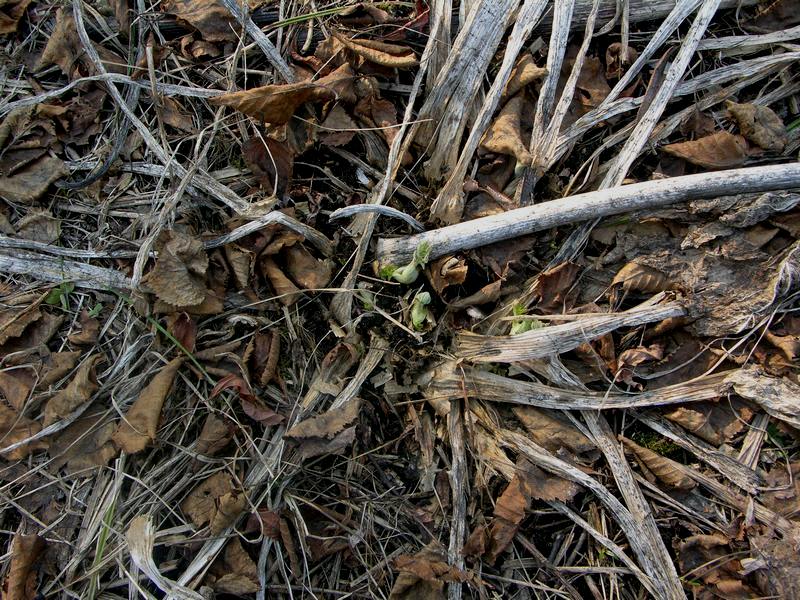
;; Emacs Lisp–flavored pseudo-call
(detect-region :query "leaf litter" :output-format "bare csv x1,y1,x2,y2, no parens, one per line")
2,0,800,599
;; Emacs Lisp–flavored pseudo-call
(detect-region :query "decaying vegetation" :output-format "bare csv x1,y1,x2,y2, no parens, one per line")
1,0,800,598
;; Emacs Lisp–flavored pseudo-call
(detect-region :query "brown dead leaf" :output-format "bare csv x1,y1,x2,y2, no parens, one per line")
242,136,294,197
503,53,547,99
426,256,468,296
43,354,102,426
5,533,45,600
338,3,392,26
48,407,118,474
759,462,800,518
261,257,302,306
211,63,356,125
319,104,357,147
479,95,531,166
15,209,60,243
355,94,399,148
662,399,754,445
145,230,209,308
161,0,239,42
285,399,360,460
211,373,282,425
247,330,280,386
746,0,800,32
484,466,530,563
0,371,30,411
38,351,81,389
616,344,664,385
677,534,755,598
284,244,332,290
331,31,417,68
662,131,749,169
749,533,800,599
390,543,468,600
67,309,99,346
449,279,503,309
158,96,195,133
605,42,638,80
0,404,46,459
0,156,67,204
535,262,580,311
513,406,595,455
165,312,197,352
575,55,611,112
112,357,182,453
196,414,234,457
152,289,224,316
620,436,695,490
0,302,41,346
610,262,669,296
765,330,800,361
211,538,260,595
0,0,31,35
727,101,787,152
182,471,246,534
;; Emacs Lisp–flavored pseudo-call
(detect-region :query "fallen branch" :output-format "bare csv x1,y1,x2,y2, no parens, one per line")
376,163,800,266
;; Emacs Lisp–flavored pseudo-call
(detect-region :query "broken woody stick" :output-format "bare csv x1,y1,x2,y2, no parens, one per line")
375,163,800,267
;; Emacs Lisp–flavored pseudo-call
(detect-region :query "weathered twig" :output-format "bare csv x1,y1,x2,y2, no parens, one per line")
376,163,800,266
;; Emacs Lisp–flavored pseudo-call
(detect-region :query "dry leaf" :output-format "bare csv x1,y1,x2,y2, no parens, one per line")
159,96,195,133
355,94,399,148
449,279,503,309
616,344,664,381
261,257,301,306
285,399,360,460
161,0,239,42
727,101,787,152
5,533,45,600
677,534,755,598
182,471,246,533
67,309,99,346
749,533,800,599
211,63,356,125
331,31,417,68
746,0,800,32
0,404,46,459
0,0,32,35
112,357,182,453
512,406,595,455
610,262,669,295
15,209,60,243
426,256,468,295
165,312,197,352
535,262,581,310
196,414,234,457
48,408,118,474
390,543,468,600
0,303,41,346
338,3,392,25
319,104,357,147
620,436,695,490
284,244,332,290
0,371,30,411
0,156,67,204
479,95,531,166
605,42,638,80
760,462,800,518
145,230,209,308
247,330,280,386
43,354,102,426
765,330,800,361
662,131,749,169
242,136,294,197
210,373,283,425
503,53,547,99
211,539,260,594
663,399,754,445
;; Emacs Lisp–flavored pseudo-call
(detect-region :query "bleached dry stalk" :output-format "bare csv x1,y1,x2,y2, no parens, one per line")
376,163,800,266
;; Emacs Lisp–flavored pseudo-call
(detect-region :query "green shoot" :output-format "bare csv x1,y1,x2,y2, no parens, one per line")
410,291,432,330
391,241,432,284
45,281,75,310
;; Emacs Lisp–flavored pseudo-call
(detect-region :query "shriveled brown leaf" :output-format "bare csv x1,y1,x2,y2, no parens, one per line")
211,63,356,124
5,532,45,600
535,262,581,310
38,351,81,389
0,303,41,346
0,404,46,459
749,533,800,599
662,131,749,169
242,136,294,197
182,471,246,534
746,0,800,32
319,104,357,147
158,96,195,132
512,406,595,455
479,95,531,165
617,344,664,370
727,101,787,152
261,257,301,306
286,399,360,459
338,3,392,26
426,256,468,295
390,543,468,600
0,371,29,410
503,53,547,99
43,354,102,426
0,156,67,204
677,534,755,598
284,244,332,290
247,330,280,386
211,538,260,595
67,309,99,346
620,436,695,490
663,399,754,445
212,373,282,425
48,408,117,474
165,312,197,352
449,279,503,309
112,357,183,454
610,262,669,295
145,230,209,307
0,0,32,35
161,0,239,42
15,209,60,243
331,31,417,68
572,55,611,115
759,462,800,517
196,414,234,457
605,42,638,80
355,94,399,148
152,289,224,316
765,330,800,361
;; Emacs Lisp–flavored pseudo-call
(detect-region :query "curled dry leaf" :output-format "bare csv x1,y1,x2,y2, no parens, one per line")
285,399,360,460
0,404,46,459
662,399,754,445
261,257,301,306
503,53,547,99
43,354,102,427
284,244,332,290
620,436,695,490
765,330,800,361
727,101,787,152
196,414,235,457
242,136,294,197
15,209,60,243
112,357,183,454
319,104,357,147
48,408,118,474
145,230,209,307
210,538,260,595
426,256,468,295
5,533,45,600
67,309,99,346
610,262,669,295
181,471,247,534
331,31,418,68
0,371,29,411
355,95,399,149
247,330,280,386
746,0,800,32
0,303,40,346
0,156,67,204
605,42,638,80
390,543,468,600
512,406,595,455
165,312,196,352
161,0,239,42
210,373,283,425
535,261,581,310
479,95,531,166
677,534,755,598
575,55,611,113
38,351,81,389
0,0,32,35
210,63,356,125
662,131,749,170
